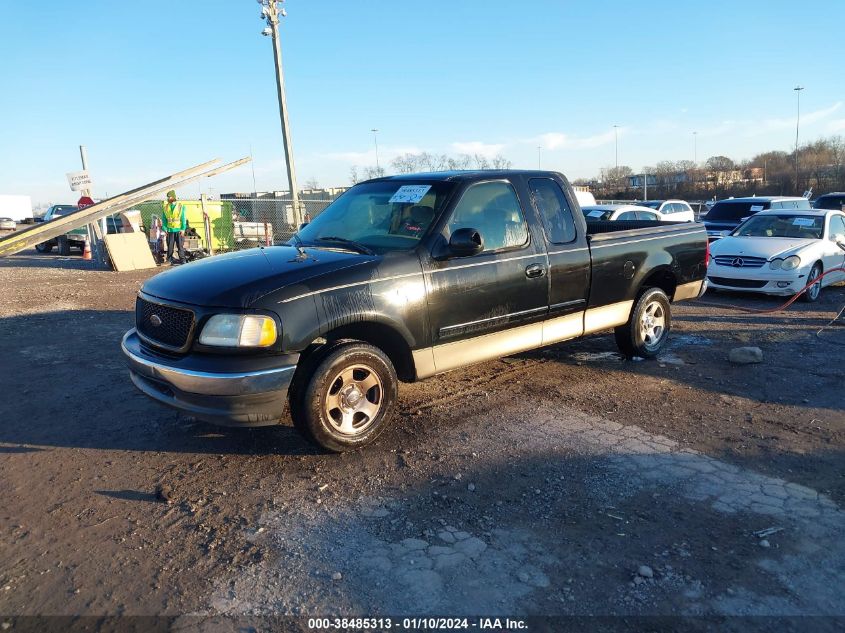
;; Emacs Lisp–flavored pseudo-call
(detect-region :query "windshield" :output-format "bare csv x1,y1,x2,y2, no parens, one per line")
582,207,613,221
706,200,770,221
638,201,662,209
814,195,845,210
733,215,824,239
51,205,77,217
295,181,454,254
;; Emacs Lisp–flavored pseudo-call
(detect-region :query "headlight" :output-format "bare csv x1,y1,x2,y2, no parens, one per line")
781,255,801,271
769,258,783,270
199,314,277,347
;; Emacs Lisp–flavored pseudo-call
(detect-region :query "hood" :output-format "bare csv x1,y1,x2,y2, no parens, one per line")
141,246,378,308
710,236,817,260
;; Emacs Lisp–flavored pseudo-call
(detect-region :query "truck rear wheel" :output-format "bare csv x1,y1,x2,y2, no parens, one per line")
57,236,70,256
35,242,53,253
614,288,672,359
289,341,398,452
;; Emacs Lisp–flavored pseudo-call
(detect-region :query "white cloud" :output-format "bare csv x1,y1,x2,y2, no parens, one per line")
746,102,842,136
534,129,616,150
826,118,845,133
450,141,506,157
319,145,424,164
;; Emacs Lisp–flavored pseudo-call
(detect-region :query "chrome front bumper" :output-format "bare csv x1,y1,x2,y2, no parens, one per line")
122,329,297,426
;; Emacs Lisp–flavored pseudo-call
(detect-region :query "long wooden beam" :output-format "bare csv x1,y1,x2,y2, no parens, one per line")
0,157,250,258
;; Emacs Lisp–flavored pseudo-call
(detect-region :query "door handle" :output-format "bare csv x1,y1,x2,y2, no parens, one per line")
525,263,546,278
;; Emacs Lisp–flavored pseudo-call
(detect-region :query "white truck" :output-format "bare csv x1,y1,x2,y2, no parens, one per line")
0,195,33,223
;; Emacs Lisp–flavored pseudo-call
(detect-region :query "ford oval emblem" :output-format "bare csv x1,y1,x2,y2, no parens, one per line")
149,314,163,327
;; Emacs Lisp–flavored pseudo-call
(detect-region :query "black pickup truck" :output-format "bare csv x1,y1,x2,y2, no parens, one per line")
122,171,707,451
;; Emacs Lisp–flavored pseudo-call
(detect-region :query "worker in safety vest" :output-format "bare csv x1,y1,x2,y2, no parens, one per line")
162,190,187,265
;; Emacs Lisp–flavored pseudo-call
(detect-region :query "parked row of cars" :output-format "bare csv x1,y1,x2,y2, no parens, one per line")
702,193,845,302
577,192,845,304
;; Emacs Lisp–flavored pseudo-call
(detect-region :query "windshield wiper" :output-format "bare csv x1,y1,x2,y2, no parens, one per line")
314,236,374,255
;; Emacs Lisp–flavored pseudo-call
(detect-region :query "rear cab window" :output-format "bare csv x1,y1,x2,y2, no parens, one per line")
528,178,577,244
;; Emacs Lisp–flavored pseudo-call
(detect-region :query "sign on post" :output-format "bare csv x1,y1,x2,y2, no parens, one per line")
66,170,93,192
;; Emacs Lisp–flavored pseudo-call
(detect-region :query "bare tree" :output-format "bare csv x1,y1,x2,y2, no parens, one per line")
473,154,491,170
362,166,386,180
490,155,512,169
705,155,735,171
447,154,473,170
305,177,320,190
349,166,360,185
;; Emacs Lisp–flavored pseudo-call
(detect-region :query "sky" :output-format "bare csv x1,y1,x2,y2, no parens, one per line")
1,0,844,206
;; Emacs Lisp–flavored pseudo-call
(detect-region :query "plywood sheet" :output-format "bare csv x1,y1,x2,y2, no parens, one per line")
103,233,157,271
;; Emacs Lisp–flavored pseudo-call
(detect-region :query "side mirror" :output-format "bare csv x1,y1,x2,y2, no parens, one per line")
449,227,484,257
299,222,309,231
835,234,845,251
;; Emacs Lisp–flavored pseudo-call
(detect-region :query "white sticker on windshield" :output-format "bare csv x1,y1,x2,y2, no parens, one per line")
389,185,432,204
749,205,764,212
792,217,815,226
588,210,605,218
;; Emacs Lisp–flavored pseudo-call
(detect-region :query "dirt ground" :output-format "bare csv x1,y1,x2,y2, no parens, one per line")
1,250,844,628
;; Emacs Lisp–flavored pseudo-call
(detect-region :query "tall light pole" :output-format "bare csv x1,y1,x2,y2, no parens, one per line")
794,85,804,193
537,146,542,170
371,128,380,173
259,0,302,226
613,125,620,172
692,131,698,166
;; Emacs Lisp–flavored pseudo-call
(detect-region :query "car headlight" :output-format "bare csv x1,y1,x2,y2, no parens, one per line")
769,258,783,270
781,255,801,271
199,314,277,347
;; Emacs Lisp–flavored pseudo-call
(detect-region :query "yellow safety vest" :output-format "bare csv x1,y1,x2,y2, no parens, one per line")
163,202,183,230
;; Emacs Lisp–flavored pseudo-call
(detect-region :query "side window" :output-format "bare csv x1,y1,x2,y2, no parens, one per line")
663,203,675,214
528,178,577,244
617,211,637,221
447,181,528,253
829,215,845,240
638,211,658,221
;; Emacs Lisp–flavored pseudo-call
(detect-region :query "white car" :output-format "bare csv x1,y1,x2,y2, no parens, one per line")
707,209,845,302
582,204,662,222
637,199,696,222
0,217,16,231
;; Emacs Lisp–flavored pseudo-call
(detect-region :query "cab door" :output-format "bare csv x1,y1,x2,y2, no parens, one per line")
421,179,549,374
526,177,591,345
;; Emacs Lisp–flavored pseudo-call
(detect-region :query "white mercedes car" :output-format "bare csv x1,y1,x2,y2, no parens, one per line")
707,209,845,302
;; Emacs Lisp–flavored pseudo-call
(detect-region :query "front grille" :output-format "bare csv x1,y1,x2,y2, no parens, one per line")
136,296,195,350
708,277,768,289
713,255,768,268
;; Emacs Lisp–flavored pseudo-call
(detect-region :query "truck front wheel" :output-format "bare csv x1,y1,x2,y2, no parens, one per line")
614,288,672,359
57,236,70,256
290,341,398,452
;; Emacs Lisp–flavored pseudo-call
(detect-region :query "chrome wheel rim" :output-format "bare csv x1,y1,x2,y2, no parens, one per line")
324,364,383,436
640,301,667,350
808,268,821,300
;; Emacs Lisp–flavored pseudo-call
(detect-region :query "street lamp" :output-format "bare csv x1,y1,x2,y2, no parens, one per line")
258,0,302,226
537,146,542,170
794,85,804,194
371,129,380,173
692,131,697,166
613,125,620,172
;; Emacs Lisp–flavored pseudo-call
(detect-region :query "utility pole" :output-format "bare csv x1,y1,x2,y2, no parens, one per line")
537,146,542,170
613,125,619,172
371,129,380,173
643,170,648,201
692,131,698,191
79,145,106,266
260,0,302,227
794,85,804,194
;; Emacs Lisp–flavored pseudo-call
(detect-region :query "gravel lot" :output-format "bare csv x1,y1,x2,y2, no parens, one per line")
1,250,844,626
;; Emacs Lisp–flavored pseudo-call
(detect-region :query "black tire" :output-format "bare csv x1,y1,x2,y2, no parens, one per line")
801,263,823,303
35,242,53,253
289,341,398,452
57,236,70,256
614,287,672,359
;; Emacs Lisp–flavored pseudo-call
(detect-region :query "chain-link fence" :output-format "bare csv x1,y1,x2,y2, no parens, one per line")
129,196,339,257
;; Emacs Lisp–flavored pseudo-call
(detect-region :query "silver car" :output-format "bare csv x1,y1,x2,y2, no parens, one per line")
0,217,16,231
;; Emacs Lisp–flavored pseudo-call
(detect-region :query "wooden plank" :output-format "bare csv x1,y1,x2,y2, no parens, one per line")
103,233,158,271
